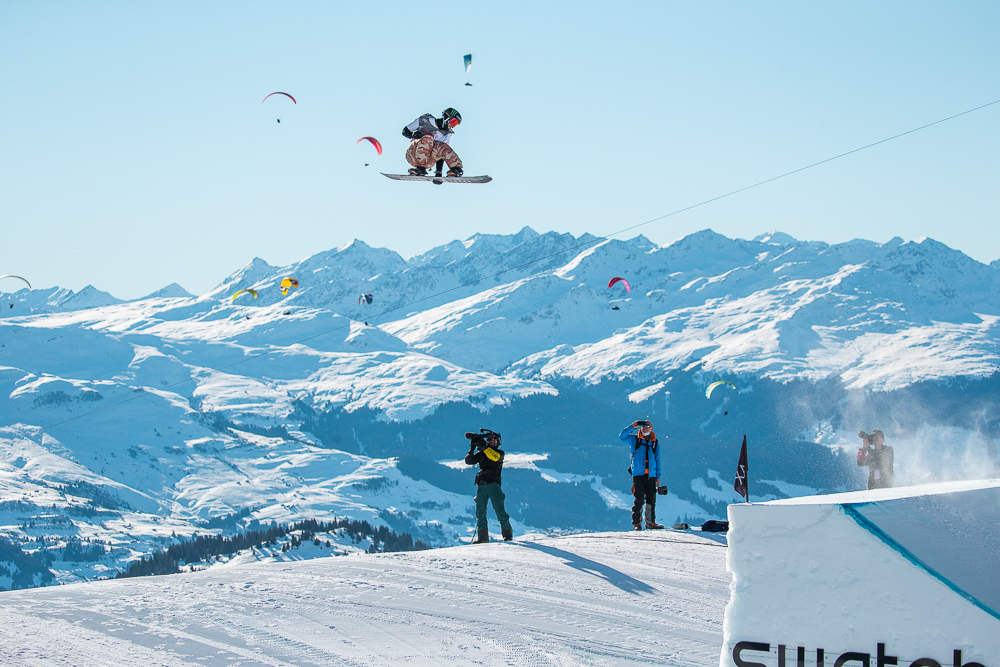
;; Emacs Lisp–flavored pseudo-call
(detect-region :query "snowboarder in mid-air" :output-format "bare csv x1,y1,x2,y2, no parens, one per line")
402,108,464,178
464,428,513,543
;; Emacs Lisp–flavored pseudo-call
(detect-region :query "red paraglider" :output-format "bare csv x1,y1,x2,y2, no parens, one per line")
357,137,382,155
262,92,297,104
608,277,631,293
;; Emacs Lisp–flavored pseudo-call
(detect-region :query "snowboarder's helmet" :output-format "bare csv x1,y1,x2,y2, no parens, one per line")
442,107,462,128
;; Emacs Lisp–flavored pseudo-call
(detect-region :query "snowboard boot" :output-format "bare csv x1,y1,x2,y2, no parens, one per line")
434,159,445,178
646,522,664,530
408,166,428,176
446,166,464,178
472,529,490,544
502,528,513,542
633,523,642,531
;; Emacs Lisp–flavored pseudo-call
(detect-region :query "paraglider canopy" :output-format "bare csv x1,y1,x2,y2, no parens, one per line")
359,293,373,305
1,275,30,309
232,288,259,301
608,276,631,293
262,92,296,104
280,278,299,296
705,381,736,399
464,54,472,73
357,137,382,156
0,275,31,290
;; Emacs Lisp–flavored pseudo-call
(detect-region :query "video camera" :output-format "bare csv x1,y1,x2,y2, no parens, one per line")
465,428,502,449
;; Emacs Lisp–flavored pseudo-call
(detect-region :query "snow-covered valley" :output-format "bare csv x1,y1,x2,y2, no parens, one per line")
1,227,998,589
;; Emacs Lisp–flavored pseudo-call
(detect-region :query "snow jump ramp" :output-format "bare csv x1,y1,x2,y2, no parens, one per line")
721,479,1000,667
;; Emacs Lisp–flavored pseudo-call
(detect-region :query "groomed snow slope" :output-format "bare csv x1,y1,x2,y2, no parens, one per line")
0,531,729,666
722,479,1000,667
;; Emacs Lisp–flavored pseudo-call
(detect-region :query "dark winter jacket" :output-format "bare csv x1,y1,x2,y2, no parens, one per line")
465,444,505,486
857,445,894,489
619,426,661,479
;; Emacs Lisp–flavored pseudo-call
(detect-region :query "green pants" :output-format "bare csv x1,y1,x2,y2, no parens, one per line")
475,483,512,532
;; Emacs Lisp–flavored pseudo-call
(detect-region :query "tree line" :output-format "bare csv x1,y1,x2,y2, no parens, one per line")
117,517,429,578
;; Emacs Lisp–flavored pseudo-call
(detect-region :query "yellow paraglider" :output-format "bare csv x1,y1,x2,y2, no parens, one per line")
705,381,736,399
280,278,299,296
231,289,258,301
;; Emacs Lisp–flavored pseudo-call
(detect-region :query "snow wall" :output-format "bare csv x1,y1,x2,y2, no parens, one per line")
721,479,1000,667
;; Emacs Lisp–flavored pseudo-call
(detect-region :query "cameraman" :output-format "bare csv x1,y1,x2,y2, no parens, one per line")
620,419,664,530
857,430,894,490
464,429,513,543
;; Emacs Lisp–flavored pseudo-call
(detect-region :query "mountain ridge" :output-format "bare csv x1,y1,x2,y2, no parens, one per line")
1,227,998,589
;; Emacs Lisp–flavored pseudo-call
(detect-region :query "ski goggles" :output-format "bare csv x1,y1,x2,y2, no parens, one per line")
446,116,461,128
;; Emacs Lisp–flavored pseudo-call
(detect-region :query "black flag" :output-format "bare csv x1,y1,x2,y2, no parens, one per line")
734,435,749,502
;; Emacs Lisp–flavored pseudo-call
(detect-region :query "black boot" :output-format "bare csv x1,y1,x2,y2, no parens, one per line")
434,159,445,178
408,166,428,176
446,166,464,177
502,528,512,542
473,529,489,544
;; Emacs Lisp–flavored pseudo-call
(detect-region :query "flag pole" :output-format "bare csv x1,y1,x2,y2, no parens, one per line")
745,435,750,504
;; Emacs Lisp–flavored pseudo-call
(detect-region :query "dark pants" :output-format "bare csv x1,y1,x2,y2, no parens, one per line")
632,475,656,526
475,483,512,532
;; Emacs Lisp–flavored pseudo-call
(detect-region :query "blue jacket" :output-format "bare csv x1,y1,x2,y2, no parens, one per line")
620,426,661,478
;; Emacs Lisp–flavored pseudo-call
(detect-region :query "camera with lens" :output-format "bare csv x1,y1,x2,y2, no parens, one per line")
466,428,501,450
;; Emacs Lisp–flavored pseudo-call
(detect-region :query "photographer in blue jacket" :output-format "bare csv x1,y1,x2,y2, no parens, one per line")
620,420,664,530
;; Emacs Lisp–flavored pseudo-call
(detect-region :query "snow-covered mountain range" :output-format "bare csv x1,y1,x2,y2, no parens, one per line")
2,227,999,588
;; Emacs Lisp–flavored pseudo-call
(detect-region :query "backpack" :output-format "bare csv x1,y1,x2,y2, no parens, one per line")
701,520,729,533
627,435,658,476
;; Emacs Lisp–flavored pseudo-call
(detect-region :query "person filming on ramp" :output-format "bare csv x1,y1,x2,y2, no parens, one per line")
857,429,894,490
464,428,513,543
621,419,664,530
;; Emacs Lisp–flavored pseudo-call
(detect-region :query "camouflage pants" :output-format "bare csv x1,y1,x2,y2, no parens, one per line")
405,136,463,170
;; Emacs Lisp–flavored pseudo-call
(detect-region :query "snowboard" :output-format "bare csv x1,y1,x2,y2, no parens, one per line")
382,173,492,184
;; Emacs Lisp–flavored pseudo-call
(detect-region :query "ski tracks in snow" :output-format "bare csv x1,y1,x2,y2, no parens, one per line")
0,532,728,665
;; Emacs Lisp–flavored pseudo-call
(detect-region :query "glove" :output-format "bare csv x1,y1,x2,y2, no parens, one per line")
411,130,424,141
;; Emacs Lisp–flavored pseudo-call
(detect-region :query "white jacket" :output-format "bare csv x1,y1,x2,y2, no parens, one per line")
404,114,454,144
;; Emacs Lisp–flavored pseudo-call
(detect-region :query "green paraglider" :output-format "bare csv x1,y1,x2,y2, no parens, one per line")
232,289,258,301
705,381,736,399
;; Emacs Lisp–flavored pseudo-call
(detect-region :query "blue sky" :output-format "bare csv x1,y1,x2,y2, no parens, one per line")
2,1,998,299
